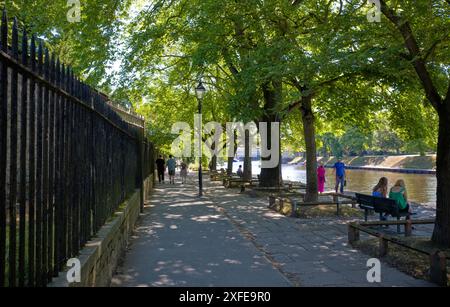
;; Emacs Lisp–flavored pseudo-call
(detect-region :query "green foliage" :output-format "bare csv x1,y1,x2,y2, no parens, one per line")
1,0,131,88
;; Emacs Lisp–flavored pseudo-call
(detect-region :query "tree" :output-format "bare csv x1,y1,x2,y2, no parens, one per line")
340,127,371,156
376,0,450,246
373,130,404,154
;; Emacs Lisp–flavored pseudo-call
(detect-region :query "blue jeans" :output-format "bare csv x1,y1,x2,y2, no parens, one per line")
335,176,345,193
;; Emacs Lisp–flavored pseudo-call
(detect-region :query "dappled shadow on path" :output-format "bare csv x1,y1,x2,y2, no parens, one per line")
111,178,290,287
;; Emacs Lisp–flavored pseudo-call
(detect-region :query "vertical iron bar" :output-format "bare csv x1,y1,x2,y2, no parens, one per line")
8,17,19,287
35,40,43,287
47,54,55,282
53,60,61,274
27,35,36,286
41,48,50,285
18,28,28,288
0,9,8,288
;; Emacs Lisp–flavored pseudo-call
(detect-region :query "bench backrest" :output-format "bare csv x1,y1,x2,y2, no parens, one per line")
355,193,400,216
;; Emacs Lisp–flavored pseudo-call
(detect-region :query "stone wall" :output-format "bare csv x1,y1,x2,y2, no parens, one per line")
49,173,154,287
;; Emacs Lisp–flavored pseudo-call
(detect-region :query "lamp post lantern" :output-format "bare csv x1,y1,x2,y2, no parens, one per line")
195,81,206,197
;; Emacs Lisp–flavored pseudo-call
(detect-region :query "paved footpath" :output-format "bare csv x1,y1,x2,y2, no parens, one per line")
112,175,433,287
111,177,291,287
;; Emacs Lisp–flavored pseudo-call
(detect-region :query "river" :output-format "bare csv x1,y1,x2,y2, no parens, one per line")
223,161,437,206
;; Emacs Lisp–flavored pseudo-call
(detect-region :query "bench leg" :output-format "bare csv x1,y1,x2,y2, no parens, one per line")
364,209,368,222
336,203,340,216
397,216,401,234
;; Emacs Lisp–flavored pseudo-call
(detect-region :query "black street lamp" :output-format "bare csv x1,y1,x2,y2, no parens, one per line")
195,81,206,197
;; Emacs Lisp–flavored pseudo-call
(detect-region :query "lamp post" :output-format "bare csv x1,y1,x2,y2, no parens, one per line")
195,81,206,197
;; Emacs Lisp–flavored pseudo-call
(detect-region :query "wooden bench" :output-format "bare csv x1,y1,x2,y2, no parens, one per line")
348,220,447,286
355,193,409,233
268,195,357,217
223,177,257,188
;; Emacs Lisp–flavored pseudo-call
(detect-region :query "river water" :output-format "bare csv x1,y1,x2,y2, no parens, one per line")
223,161,436,206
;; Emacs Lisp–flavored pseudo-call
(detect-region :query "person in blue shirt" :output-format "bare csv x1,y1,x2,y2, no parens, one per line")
333,159,346,193
167,155,177,184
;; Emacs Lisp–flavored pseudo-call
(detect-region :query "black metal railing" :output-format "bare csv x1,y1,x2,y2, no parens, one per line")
0,10,154,287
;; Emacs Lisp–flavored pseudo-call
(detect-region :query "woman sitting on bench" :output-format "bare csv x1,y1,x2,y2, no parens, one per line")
372,177,388,198
389,179,412,219
373,177,389,221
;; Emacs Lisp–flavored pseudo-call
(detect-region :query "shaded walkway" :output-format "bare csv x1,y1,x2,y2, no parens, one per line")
112,174,433,287
111,177,291,286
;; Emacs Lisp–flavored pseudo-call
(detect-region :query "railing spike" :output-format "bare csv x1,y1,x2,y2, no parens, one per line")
12,17,18,59
21,28,28,65
1,9,7,52
37,40,43,75
30,35,36,71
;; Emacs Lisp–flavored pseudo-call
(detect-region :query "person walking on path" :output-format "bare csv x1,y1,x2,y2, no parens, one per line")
333,158,346,194
156,155,165,183
317,163,326,193
167,155,177,184
180,161,188,184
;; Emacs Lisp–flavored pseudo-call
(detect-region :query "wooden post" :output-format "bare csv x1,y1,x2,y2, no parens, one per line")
348,224,360,244
429,251,447,286
379,235,388,257
405,219,413,237
336,202,341,216
268,195,275,208
290,201,298,218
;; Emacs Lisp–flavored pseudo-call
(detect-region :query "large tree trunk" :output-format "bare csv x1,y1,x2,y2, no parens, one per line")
227,130,238,175
210,156,217,171
432,104,450,246
226,157,234,175
243,129,252,181
259,82,282,187
259,119,282,187
300,95,318,202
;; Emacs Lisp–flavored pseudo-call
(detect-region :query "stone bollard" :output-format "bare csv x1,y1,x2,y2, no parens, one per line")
429,250,448,287
268,195,275,208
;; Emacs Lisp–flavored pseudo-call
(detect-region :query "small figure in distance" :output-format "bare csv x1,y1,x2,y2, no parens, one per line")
155,155,165,183
317,162,326,194
167,155,177,184
237,165,243,178
333,158,346,194
180,160,188,184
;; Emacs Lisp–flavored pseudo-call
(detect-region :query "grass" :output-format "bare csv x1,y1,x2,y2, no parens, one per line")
296,205,364,218
353,237,450,286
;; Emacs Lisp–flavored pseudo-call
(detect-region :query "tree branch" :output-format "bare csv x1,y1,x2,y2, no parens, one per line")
379,0,443,111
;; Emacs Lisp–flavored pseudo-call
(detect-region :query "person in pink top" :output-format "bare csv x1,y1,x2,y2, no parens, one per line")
317,162,326,193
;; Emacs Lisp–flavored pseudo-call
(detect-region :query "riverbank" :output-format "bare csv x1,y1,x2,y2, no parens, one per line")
289,155,436,172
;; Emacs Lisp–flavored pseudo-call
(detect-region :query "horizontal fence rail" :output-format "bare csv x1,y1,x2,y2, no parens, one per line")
0,11,154,287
